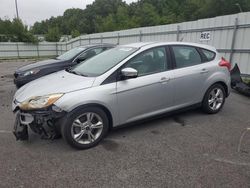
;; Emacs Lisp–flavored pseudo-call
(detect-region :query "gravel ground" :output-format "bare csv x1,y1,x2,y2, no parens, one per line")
0,61,250,188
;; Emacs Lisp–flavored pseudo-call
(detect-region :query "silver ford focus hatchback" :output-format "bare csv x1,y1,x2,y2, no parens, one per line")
12,42,231,149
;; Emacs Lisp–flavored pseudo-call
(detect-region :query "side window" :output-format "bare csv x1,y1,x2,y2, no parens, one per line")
172,46,202,68
78,47,105,60
201,49,216,61
124,47,168,77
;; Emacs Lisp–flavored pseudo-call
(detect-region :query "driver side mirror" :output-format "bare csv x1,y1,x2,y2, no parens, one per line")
121,68,138,79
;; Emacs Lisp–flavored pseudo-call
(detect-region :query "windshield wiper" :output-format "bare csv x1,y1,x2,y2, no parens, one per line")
75,72,89,77
66,68,88,77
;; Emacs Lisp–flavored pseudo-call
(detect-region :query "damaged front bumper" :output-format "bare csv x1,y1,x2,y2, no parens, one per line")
13,106,66,141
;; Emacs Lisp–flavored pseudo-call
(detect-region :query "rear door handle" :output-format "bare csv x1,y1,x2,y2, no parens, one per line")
159,77,170,83
200,68,209,74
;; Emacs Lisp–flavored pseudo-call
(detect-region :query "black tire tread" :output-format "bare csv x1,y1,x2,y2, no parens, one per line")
202,84,226,114
61,107,109,149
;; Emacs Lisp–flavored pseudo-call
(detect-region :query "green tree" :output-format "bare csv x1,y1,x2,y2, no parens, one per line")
17,0,250,37
0,18,38,43
96,15,116,32
115,5,131,29
45,27,61,42
71,29,81,38
136,3,161,27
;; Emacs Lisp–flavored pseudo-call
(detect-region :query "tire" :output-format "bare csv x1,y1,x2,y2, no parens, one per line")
61,107,109,149
202,84,226,114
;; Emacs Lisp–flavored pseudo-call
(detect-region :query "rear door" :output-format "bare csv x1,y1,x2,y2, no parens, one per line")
169,45,212,107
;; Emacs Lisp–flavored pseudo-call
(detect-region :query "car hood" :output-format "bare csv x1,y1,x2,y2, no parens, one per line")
14,70,95,102
16,59,65,72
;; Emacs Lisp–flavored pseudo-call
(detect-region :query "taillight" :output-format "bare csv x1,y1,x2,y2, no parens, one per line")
219,57,231,71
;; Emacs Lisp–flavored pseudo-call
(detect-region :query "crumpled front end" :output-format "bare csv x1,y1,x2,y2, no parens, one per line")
13,100,66,140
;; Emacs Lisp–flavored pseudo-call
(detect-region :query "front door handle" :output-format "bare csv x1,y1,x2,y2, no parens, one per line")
200,68,209,74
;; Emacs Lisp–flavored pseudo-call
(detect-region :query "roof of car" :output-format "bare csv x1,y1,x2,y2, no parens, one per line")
122,42,157,48
78,42,216,52
79,43,115,48
121,42,217,52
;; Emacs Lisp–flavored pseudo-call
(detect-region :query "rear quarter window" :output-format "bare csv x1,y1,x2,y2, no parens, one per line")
200,49,216,61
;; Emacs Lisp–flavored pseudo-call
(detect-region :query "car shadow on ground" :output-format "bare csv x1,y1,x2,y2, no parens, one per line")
109,108,203,137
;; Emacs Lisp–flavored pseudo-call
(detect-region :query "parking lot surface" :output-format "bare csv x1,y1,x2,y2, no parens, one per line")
0,60,250,188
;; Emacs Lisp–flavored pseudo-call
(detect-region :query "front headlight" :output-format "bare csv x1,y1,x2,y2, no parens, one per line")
22,69,40,77
19,93,64,110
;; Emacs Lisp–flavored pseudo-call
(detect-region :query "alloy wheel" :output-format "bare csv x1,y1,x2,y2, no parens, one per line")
71,112,104,145
208,88,224,111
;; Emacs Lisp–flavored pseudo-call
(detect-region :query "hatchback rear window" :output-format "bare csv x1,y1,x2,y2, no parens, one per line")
201,49,216,61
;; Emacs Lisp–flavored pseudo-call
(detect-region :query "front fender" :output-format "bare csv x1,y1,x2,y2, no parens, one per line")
54,83,119,126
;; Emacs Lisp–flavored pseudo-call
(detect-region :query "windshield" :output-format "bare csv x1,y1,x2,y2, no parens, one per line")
72,46,138,77
57,47,86,60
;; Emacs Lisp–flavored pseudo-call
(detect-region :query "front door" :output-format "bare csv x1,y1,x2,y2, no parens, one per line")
116,46,174,124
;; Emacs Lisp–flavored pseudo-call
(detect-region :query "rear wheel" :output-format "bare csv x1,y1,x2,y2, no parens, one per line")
61,107,109,149
202,84,226,114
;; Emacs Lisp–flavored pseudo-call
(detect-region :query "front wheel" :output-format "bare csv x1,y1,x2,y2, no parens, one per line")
61,107,109,149
202,84,226,114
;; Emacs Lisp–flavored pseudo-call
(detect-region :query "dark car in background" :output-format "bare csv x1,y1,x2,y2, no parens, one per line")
14,43,115,87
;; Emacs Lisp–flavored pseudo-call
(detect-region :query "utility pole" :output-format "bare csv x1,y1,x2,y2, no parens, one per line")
15,0,19,19
235,3,243,13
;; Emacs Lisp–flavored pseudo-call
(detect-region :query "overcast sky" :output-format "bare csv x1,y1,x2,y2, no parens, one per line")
0,0,137,26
